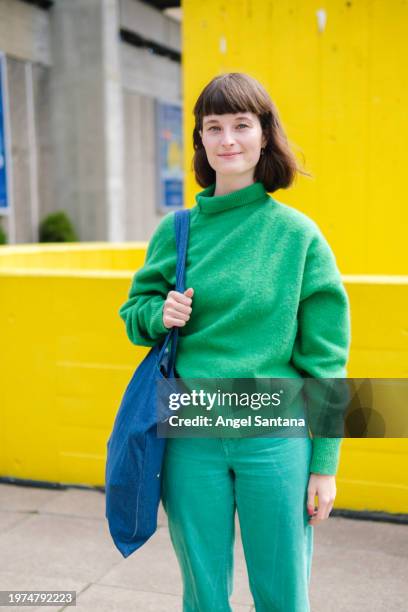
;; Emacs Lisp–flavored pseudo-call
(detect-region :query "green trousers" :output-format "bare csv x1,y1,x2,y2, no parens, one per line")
161,436,313,612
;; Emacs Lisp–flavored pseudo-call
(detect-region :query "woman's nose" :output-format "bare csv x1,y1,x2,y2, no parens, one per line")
220,130,235,145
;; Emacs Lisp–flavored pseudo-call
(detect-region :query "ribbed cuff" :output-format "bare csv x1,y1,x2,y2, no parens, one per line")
310,437,343,475
150,300,170,339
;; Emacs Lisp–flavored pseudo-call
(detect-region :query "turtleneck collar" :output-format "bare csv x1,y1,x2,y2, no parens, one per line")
195,181,269,214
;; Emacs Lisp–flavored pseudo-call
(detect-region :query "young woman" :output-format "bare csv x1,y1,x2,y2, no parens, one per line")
119,72,351,612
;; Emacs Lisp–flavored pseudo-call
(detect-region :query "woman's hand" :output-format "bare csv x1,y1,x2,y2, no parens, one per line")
163,287,194,329
307,473,336,526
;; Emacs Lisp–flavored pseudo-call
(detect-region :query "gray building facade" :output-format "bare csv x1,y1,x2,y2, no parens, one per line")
0,0,182,244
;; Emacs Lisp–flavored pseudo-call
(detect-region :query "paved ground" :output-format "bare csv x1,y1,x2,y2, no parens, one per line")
0,482,407,611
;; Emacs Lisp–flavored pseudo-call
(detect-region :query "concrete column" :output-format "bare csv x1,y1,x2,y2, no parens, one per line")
102,0,125,241
50,0,124,241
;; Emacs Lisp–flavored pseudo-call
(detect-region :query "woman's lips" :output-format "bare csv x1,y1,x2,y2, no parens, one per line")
218,153,241,157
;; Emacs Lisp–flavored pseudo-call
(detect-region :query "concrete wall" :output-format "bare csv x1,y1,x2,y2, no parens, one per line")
0,0,182,243
119,0,182,239
33,62,54,222
119,0,180,54
123,91,156,240
1,56,54,244
0,0,51,65
6,57,32,243
49,0,124,242
0,0,53,244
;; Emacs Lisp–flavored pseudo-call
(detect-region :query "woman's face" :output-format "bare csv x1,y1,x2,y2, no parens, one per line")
199,112,266,181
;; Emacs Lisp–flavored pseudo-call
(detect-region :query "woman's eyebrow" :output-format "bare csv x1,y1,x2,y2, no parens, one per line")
204,116,253,125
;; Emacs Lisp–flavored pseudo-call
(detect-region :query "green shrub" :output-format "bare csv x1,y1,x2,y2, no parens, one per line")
0,221,7,245
39,211,78,242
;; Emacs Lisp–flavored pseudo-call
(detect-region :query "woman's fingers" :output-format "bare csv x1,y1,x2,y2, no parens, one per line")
163,307,189,327
175,302,193,315
308,496,335,525
307,487,316,517
163,289,194,328
163,311,187,328
307,474,336,526
166,298,192,318
170,289,193,306
165,317,186,327
166,308,189,320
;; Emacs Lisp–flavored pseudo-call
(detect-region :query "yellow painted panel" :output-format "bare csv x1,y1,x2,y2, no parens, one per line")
0,243,407,513
337,439,408,511
182,0,408,513
1,0,408,512
183,0,408,274
0,243,147,271
0,245,150,486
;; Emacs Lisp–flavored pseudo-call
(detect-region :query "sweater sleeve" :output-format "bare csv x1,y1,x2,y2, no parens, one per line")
119,212,176,347
291,227,351,475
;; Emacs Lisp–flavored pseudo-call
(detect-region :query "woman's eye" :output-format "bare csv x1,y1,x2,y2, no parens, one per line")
209,124,248,131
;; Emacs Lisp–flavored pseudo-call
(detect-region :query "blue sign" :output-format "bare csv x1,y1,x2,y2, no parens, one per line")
0,54,8,210
155,101,183,211
164,178,183,207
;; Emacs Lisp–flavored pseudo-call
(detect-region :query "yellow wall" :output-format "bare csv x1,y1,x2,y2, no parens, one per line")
183,0,407,275
0,0,407,514
1,245,407,512
0,246,147,487
181,0,408,512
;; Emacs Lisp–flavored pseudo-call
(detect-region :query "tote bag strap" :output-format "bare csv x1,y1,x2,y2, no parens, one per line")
157,209,191,376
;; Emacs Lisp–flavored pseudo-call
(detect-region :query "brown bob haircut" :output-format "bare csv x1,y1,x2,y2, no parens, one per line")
192,72,311,192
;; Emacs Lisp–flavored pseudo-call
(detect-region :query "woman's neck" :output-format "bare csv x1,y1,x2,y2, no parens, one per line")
213,174,256,196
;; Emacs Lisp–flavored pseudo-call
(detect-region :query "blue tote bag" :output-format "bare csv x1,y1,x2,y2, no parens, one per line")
105,208,190,558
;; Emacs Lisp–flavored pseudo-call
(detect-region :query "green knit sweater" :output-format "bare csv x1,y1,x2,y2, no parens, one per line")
119,181,351,475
